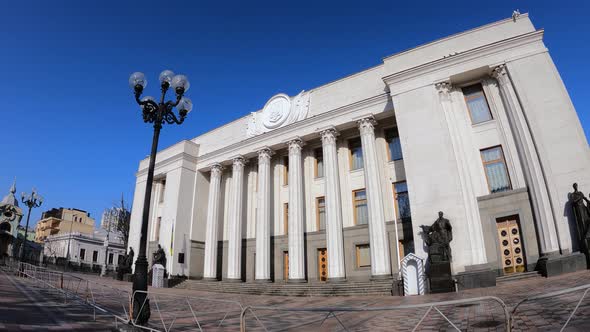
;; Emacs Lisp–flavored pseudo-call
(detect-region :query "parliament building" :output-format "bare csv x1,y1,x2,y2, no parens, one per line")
128,14,590,288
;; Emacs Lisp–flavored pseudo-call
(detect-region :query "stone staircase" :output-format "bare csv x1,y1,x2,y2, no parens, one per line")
174,279,397,296
496,271,543,284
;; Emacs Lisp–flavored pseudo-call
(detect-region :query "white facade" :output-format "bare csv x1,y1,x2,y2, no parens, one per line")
44,229,126,269
128,14,590,282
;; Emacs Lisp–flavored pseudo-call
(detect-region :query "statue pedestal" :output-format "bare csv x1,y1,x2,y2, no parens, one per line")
428,262,454,293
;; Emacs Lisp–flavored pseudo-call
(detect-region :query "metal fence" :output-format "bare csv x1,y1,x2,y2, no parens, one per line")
11,262,131,325
128,290,245,332
4,261,590,332
510,282,590,331
240,296,510,331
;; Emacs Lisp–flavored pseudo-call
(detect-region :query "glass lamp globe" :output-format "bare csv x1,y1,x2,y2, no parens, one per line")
171,74,190,92
129,72,147,89
159,70,175,84
178,97,193,113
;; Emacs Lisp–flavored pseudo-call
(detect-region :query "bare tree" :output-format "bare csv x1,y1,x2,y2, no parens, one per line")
115,195,131,249
103,194,131,249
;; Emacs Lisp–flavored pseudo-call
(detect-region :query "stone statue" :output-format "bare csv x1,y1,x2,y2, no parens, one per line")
570,183,590,247
126,247,135,269
152,244,166,267
420,211,453,263
116,247,135,281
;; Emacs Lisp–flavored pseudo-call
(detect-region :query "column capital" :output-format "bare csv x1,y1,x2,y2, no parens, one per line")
286,137,305,154
435,81,453,101
210,163,224,177
357,116,377,136
319,126,339,145
491,64,509,86
231,156,247,168
257,147,274,161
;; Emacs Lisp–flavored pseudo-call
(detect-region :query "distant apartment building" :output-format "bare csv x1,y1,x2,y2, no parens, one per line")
34,207,94,243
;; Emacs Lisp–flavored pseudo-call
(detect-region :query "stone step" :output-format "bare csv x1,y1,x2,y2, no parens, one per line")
175,279,395,296
496,271,542,283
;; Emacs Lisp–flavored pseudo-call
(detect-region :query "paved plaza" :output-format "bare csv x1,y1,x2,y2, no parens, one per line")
69,270,590,331
2,266,590,331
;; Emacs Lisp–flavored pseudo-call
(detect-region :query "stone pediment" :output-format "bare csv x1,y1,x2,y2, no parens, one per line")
246,91,310,138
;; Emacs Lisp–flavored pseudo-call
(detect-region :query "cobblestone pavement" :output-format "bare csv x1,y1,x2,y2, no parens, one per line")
0,269,118,331
65,269,590,331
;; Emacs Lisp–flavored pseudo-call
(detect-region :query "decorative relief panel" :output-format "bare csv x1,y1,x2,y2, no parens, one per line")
246,91,311,138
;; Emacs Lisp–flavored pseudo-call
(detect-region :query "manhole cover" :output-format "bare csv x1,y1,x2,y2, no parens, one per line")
471,320,503,328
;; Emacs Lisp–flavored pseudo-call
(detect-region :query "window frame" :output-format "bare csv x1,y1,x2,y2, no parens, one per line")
352,189,368,226
92,250,98,263
316,196,326,231
283,202,289,235
480,145,512,193
348,137,363,171
384,127,403,162
393,181,411,220
80,248,86,261
282,156,289,186
355,244,371,268
462,83,493,125
314,148,324,178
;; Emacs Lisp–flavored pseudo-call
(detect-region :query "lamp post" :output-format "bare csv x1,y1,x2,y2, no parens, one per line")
20,188,43,265
128,70,192,324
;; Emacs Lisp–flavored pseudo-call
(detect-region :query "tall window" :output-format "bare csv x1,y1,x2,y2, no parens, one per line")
353,189,368,225
385,128,403,161
463,83,493,124
394,181,411,220
314,148,324,178
481,146,511,193
356,244,371,268
316,197,326,231
159,180,166,203
155,217,161,242
283,156,289,185
92,251,98,263
80,248,86,261
349,138,363,170
108,253,114,265
283,203,289,235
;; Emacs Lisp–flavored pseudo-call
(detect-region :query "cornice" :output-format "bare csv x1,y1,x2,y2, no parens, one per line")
382,13,530,62
196,93,391,169
136,152,198,177
383,30,545,89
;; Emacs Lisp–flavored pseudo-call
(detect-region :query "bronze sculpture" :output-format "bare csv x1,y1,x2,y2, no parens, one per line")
569,183,590,243
152,244,166,267
420,211,453,263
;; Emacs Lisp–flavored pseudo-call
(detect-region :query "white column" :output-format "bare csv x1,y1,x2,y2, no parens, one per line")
435,82,487,266
203,164,223,280
320,127,346,281
357,116,392,278
255,148,273,281
492,65,560,254
227,156,246,281
287,137,306,282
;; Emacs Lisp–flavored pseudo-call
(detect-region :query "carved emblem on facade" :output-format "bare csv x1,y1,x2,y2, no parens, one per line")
246,91,311,138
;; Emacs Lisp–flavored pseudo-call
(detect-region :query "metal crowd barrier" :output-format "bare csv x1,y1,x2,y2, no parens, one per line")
5,262,590,332
128,290,245,332
510,282,590,331
240,296,510,331
14,262,131,325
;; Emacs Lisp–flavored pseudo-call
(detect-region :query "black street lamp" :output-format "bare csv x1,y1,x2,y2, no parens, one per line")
128,70,192,324
20,188,43,265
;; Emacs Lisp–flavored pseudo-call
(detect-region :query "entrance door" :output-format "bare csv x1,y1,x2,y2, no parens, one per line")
283,251,289,281
318,248,328,281
497,216,525,274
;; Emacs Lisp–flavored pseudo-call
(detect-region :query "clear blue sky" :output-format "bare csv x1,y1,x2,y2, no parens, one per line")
1,0,588,228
